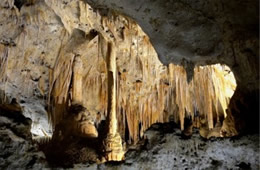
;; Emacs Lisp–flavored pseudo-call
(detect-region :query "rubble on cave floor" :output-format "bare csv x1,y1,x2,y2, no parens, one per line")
75,122,259,170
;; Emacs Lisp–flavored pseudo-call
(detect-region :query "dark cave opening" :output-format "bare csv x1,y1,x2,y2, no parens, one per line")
14,0,24,10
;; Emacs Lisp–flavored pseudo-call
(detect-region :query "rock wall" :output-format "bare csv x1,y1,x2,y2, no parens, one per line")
0,0,257,146
0,103,49,169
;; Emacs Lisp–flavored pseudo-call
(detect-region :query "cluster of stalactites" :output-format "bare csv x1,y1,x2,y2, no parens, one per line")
117,62,236,143
47,11,236,144
169,64,236,130
48,39,236,145
47,38,108,127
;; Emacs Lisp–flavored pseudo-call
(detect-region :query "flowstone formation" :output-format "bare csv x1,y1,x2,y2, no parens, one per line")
0,0,258,166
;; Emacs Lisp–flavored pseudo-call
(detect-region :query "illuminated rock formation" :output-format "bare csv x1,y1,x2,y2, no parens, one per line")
103,43,125,161
72,56,83,104
0,0,238,140
52,103,98,141
0,0,258,165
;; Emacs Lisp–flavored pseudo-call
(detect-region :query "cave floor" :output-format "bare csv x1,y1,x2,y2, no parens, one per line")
1,114,259,170
74,123,259,170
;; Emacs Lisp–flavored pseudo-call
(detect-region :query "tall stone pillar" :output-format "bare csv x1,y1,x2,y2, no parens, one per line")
103,43,125,161
72,56,83,104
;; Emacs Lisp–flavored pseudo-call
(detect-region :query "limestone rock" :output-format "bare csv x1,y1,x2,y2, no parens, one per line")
0,103,49,169
52,104,98,140
103,133,125,161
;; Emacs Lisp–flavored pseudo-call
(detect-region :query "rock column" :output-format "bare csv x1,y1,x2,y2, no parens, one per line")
72,56,83,103
103,43,125,161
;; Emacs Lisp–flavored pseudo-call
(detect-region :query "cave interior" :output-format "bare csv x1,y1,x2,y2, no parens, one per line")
0,0,259,169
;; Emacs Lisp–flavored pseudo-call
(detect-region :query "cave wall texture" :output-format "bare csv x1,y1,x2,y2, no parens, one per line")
0,0,258,144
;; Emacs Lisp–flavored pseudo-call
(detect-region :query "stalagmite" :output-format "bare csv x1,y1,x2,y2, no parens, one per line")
103,42,125,161
72,55,83,103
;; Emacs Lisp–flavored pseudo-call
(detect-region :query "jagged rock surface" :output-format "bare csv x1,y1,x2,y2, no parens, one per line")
0,104,49,169
79,123,259,170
